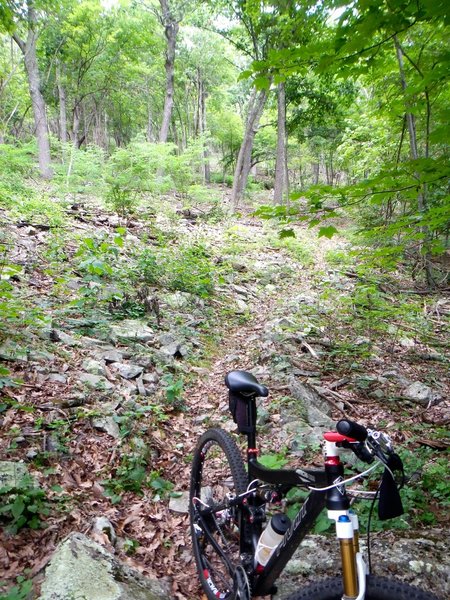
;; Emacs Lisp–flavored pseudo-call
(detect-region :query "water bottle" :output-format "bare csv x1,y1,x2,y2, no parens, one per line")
255,513,291,566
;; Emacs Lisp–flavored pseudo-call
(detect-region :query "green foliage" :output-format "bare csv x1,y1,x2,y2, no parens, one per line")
103,437,174,503
0,575,33,600
53,143,106,194
258,452,288,469
71,229,126,307
135,241,215,297
0,475,50,534
103,139,205,211
161,374,185,411
105,184,138,217
103,437,150,502
270,235,313,266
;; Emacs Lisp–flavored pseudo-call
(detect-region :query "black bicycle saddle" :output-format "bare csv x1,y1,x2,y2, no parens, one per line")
225,370,269,397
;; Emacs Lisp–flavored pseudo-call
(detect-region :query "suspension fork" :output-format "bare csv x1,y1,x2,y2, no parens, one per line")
324,439,361,600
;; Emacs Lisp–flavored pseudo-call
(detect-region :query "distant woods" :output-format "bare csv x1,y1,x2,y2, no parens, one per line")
0,0,448,286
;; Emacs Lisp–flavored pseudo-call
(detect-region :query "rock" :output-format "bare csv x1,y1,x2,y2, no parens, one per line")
289,380,333,427
235,298,248,314
82,358,106,376
60,392,87,408
158,333,177,346
382,370,411,387
276,530,450,599
400,337,415,348
354,336,371,346
163,291,191,309
168,491,190,514
26,449,38,460
0,340,28,362
369,389,385,400
193,414,210,425
79,373,115,391
0,461,29,487
39,532,172,600
110,362,143,379
231,284,250,297
289,425,325,452
109,320,154,344
230,259,247,272
81,337,113,349
92,416,120,439
47,373,67,384
52,330,80,347
28,350,56,362
92,516,117,545
159,342,188,358
403,381,441,406
142,372,159,384
134,355,154,368
102,349,123,363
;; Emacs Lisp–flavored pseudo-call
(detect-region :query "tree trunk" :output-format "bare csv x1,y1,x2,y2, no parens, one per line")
231,87,268,209
72,105,80,148
199,78,210,183
273,82,286,204
12,4,53,179
159,0,179,143
394,35,433,287
56,60,67,143
147,103,154,142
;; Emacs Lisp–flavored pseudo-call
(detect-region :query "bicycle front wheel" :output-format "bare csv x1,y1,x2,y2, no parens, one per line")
284,575,440,600
190,428,248,600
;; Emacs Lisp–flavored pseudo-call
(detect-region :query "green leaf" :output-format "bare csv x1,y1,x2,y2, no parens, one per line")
318,226,338,239
253,76,270,90
11,496,25,519
258,454,288,469
279,228,296,239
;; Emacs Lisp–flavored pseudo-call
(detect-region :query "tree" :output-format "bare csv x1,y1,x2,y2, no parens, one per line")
158,0,180,143
5,0,53,178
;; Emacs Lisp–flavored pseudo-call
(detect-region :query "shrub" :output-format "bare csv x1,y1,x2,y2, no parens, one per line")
53,143,106,194
0,142,36,208
0,474,50,533
135,241,215,297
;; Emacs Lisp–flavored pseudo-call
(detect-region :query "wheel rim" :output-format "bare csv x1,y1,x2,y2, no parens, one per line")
191,438,243,598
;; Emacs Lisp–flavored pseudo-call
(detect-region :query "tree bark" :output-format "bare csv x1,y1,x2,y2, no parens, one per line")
12,3,52,179
158,0,179,143
273,82,286,204
394,35,433,287
231,87,268,209
56,60,67,143
199,77,210,183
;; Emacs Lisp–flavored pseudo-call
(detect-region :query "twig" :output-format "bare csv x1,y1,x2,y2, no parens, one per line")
301,341,319,359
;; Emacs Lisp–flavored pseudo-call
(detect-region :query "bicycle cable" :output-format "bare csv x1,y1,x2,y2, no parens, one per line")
307,461,380,491
366,484,381,573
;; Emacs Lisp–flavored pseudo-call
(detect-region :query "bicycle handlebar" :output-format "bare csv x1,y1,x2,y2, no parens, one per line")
336,419,368,442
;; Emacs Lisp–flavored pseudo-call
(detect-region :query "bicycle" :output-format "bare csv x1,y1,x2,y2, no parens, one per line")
189,369,440,600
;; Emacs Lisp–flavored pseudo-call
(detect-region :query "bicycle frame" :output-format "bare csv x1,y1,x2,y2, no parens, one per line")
242,397,363,597
193,392,369,599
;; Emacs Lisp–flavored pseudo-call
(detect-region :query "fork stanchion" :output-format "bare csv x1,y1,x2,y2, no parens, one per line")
337,514,358,599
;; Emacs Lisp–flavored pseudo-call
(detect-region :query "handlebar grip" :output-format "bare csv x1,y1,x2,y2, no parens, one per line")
337,419,368,442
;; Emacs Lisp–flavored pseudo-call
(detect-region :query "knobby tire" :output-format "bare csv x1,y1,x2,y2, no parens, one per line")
284,575,440,600
190,428,248,600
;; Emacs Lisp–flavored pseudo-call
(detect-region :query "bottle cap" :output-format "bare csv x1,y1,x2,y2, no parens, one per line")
271,513,291,535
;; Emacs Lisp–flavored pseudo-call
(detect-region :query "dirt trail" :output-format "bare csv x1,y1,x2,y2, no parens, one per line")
1,207,448,600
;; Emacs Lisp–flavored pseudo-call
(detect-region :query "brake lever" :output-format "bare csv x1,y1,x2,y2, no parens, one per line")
366,429,395,465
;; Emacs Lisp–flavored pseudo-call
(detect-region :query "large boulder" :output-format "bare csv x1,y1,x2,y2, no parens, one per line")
39,532,172,600
288,379,333,427
109,320,154,344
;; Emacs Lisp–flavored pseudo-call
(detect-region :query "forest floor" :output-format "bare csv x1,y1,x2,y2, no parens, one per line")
0,187,449,599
